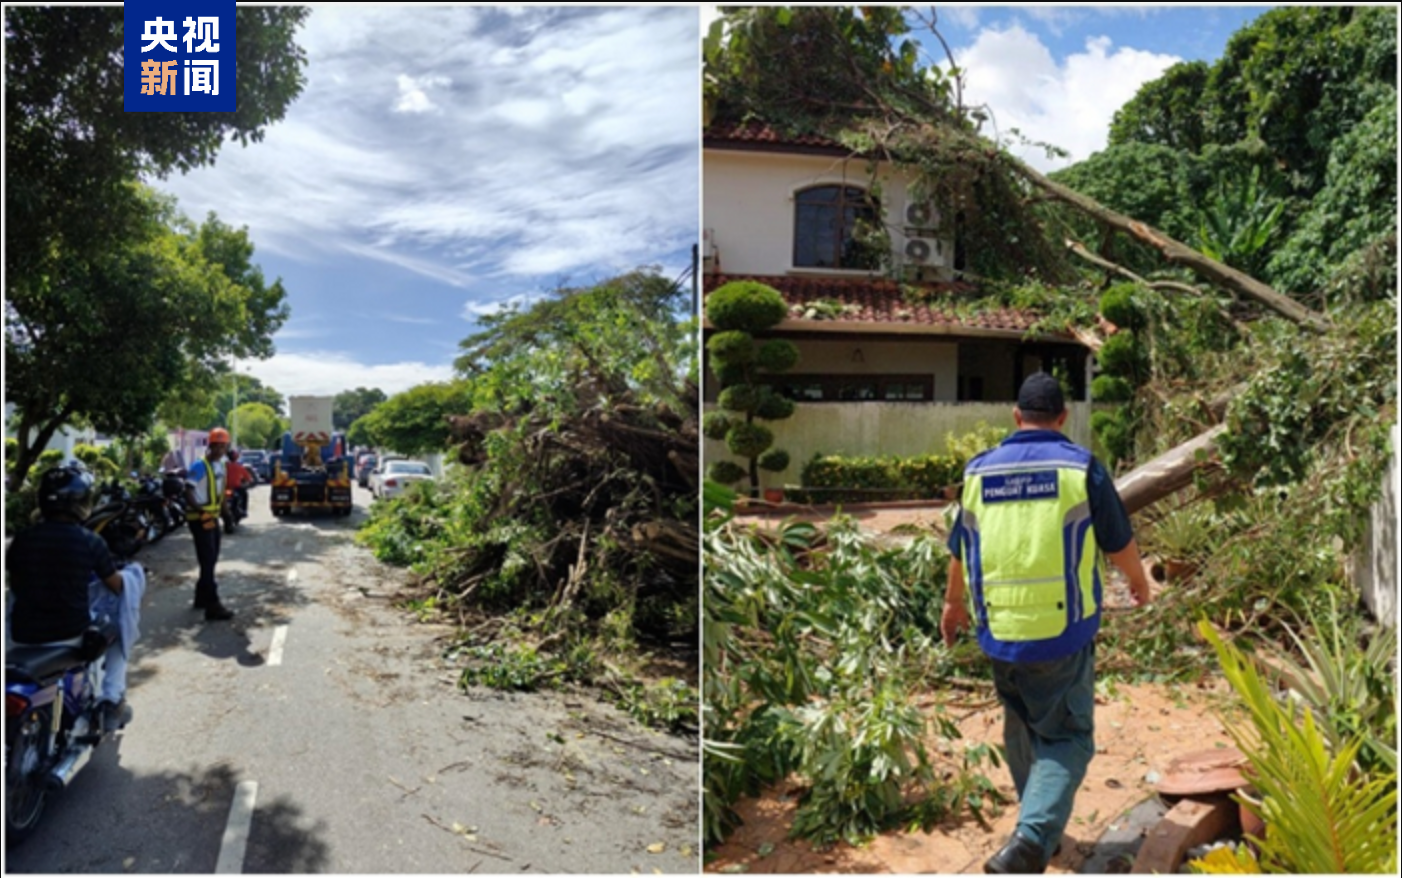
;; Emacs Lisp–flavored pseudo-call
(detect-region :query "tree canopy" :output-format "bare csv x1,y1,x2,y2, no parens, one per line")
4,6,310,297
352,382,473,456
5,189,290,487
333,387,387,431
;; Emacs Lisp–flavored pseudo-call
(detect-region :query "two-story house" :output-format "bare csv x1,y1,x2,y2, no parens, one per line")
702,120,1094,489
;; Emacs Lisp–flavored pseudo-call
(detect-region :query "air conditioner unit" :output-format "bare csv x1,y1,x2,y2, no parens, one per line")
904,186,943,231
904,236,945,266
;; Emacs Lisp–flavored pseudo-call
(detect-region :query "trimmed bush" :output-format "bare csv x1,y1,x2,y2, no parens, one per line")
718,385,760,414
757,448,790,473
1099,283,1146,331
1091,410,1133,462
756,339,800,373
726,423,774,459
754,390,796,421
705,281,788,331
707,460,747,485
714,362,747,390
707,330,756,366
1099,331,1148,381
702,411,734,441
1091,374,1135,403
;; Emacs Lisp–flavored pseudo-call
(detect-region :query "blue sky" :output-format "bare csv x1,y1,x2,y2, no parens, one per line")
921,5,1275,171
153,6,700,398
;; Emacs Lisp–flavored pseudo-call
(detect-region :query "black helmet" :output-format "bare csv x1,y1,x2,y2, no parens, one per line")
38,465,96,521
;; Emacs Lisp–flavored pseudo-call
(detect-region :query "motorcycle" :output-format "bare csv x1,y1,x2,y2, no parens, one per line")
131,474,178,542
4,601,123,847
221,484,248,534
83,481,157,559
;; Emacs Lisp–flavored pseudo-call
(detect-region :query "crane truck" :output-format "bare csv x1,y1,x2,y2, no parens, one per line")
269,396,354,517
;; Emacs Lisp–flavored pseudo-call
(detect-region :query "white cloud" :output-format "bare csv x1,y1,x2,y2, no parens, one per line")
954,23,1180,172
152,7,699,284
940,6,981,30
392,73,450,114
461,292,543,320
237,352,455,398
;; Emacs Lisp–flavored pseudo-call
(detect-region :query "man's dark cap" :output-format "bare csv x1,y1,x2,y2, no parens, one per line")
1017,372,1066,415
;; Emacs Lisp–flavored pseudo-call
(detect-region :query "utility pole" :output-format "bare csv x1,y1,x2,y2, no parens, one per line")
691,242,699,318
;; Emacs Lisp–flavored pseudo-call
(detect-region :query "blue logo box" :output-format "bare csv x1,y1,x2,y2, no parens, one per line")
124,0,235,112
981,470,1060,504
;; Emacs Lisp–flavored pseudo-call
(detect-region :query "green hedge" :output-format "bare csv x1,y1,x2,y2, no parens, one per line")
792,452,965,504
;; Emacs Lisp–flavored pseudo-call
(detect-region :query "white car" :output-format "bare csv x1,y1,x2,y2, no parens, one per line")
371,459,435,500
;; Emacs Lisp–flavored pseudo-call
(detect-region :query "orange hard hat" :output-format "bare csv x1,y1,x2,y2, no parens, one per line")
209,427,231,444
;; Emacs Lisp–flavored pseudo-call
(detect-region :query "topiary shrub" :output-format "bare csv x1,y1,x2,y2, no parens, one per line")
1091,375,1135,403
705,281,799,495
707,460,747,485
1099,283,1146,331
705,281,790,331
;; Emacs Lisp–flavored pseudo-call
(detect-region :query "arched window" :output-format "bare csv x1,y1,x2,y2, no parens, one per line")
793,185,882,270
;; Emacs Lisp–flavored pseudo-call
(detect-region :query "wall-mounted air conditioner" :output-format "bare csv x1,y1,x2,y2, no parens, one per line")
904,236,945,266
904,199,942,231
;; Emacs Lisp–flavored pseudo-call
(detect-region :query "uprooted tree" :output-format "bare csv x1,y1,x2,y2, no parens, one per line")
357,269,699,728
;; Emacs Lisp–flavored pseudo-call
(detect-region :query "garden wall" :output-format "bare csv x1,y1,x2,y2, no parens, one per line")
1349,423,1398,628
703,401,1092,491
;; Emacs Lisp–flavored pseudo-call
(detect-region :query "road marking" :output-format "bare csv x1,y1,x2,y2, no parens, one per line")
267,626,289,666
215,780,258,873
287,568,298,584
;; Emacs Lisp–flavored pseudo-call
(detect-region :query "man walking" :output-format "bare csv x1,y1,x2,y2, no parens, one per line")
942,373,1152,874
186,428,234,621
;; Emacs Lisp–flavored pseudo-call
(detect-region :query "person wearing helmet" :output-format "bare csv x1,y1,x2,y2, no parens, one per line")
225,448,253,520
185,428,233,620
5,465,141,730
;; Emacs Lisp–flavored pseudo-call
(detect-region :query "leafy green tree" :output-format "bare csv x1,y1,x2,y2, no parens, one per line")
5,5,309,300
455,268,695,417
1108,60,1210,154
4,191,290,489
333,387,387,431
228,402,283,450
355,382,474,456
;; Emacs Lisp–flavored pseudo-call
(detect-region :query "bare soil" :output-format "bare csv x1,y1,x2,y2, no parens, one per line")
709,504,1236,874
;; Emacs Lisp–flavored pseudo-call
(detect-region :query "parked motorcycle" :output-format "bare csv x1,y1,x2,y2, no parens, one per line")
131,474,177,542
4,605,123,847
83,481,157,559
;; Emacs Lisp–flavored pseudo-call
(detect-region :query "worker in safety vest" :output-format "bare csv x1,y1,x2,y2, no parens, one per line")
185,428,234,621
943,373,1152,874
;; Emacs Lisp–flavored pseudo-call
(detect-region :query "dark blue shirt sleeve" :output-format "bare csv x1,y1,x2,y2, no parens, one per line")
1087,457,1134,553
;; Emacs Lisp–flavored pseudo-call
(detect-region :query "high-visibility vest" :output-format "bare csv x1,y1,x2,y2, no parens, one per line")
187,461,224,520
955,435,1101,663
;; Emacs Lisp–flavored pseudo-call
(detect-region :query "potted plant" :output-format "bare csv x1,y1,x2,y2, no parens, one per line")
1149,505,1214,582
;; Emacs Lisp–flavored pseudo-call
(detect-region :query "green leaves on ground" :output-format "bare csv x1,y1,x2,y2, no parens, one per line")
703,494,1000,846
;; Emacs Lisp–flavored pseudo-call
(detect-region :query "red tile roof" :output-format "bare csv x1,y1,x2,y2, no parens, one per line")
704,120,850,153
702,274,1049,335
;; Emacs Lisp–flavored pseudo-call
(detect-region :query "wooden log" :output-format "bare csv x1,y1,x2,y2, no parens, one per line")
1115,424,1228,516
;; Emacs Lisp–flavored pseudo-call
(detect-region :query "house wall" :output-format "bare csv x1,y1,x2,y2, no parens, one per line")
703,149,952,279
782,339,959,401
704,401,1093,490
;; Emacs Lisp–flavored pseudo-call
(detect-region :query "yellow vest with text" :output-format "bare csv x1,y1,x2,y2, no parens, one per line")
955,435,1101,663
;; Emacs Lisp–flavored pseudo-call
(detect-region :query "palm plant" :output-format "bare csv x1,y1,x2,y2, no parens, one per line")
1191,621,1397,874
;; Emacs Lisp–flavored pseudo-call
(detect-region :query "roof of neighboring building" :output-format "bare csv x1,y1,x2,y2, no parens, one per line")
704,119,852,156
702,273,1057,338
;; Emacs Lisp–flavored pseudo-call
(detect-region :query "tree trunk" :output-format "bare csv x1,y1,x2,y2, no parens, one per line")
7,412,66,492
1008,156,1331,332
1114,424,1228,517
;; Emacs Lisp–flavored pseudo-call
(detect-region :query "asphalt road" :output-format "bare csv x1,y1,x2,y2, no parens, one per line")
6,484,700,873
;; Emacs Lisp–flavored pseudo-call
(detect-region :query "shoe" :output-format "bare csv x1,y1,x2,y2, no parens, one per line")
193,599,209,610
97,699,130,732
984,833,1047,874
204,605,235,621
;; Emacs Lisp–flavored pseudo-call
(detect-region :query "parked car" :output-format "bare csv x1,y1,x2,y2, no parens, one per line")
241,449,270,483
371,459,434,500
356,453,378,488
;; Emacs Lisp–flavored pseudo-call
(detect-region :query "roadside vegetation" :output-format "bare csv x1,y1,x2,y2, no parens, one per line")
357,269,701,733
702,5,1396,861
